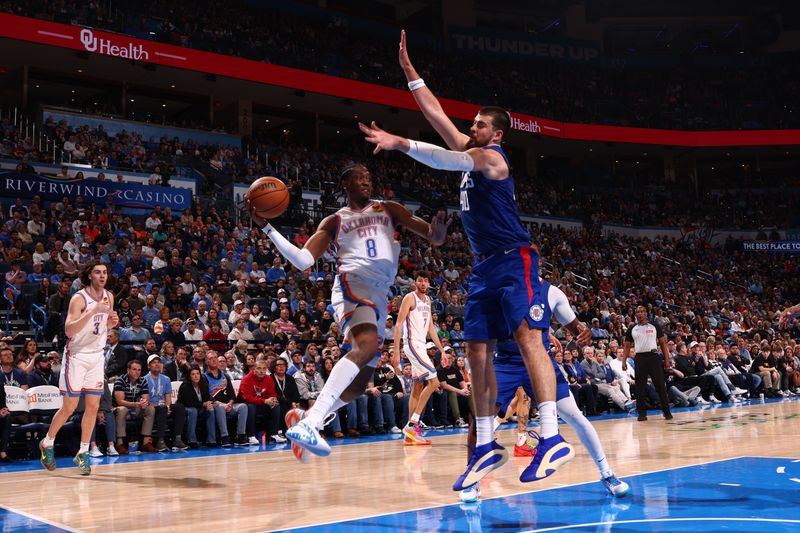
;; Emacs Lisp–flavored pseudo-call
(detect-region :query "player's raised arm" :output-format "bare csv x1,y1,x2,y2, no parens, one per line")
249,207,335,270
399,30,470,151
359,121,506,179
382,201,449,246
548,284,592,346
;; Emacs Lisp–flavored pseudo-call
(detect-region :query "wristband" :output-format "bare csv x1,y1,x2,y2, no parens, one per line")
407,78,426,91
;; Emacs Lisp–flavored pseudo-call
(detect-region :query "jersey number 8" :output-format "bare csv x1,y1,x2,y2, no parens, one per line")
365,238,377,258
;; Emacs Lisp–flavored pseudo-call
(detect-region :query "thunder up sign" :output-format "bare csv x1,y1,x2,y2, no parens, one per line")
2,13,800,147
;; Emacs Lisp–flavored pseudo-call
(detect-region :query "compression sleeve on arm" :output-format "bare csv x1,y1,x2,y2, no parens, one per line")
407,140,475,172
548,285,577,326
261,224,315,270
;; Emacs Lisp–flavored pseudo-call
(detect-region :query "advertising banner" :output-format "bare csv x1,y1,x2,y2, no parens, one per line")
1,171,192,210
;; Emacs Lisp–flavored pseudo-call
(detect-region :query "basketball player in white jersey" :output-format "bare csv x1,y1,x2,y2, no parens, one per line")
393,271,445,445
40,260,119,475
248,164,448,459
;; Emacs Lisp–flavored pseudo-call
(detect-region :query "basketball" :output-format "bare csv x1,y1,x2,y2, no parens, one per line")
246,176,290,219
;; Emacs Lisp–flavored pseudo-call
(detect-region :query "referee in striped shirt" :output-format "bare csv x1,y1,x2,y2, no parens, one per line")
621,306,673,422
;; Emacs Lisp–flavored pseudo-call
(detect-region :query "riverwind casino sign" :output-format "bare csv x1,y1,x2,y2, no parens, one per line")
1,171,191,210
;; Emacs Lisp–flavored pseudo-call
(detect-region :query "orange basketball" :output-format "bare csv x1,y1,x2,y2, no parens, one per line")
246,176,290,219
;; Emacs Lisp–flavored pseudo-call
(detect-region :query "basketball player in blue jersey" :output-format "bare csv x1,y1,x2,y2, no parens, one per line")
459,278,629,503
248,164,448,460
359,31,574,491
39,260,119,475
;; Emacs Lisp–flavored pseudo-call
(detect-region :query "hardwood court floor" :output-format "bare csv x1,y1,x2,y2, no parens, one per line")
1,399,798,532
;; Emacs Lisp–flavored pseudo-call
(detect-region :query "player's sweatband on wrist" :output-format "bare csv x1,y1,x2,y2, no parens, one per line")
261,224,315,270
406,140,474,172
407,78,426,91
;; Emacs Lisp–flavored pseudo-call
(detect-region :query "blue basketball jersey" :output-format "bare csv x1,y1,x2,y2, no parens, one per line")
459,145,531,257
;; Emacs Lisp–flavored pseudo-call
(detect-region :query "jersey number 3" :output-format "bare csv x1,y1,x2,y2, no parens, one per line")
366,238,377,258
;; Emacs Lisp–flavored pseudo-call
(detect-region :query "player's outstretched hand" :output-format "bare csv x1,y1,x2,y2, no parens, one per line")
576,323,592,346
245,197,269,227
428,210,451,246
359,121,407,155
108,311,120,329
399,30,419,81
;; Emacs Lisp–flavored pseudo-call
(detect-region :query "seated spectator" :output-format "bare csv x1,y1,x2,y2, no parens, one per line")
27,353,59,387
228,318,254,342
204,351,248,446
237,359,284,444
176,365,215,448
105,330,131,380
4,259,26,307
557,349,599,415
119,315,151,350
0,346,28,388
113,360,156,454
271,358,300,431
581,346,633,411
183,318,204,343
435,348,469,428
202,320,228,353
144,354,186,451
15,339,39,374
286,351,304,377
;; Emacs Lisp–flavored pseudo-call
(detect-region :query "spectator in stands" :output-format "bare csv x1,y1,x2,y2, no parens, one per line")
205,351,248,446
144,354,186,451
271,358,300,430
286,351,304,377
0,346,28,389
15,339,38,373
120,315,151,351
203,320,228,353
113,359,156,454
228,318,254,342
4,259,26,308
435,348,469,428
0,382,10,462
176,365,215,448
581,346,633,411
27,353,59,387
105,329,130,380
265,258,285,283
183,318,204,343
238,359,284,444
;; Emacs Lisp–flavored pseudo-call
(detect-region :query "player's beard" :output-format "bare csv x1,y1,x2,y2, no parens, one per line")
417,286,428,295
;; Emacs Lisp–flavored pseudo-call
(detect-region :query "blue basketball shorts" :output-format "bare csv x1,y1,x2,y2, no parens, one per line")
495,356,571,413
464,245,550,341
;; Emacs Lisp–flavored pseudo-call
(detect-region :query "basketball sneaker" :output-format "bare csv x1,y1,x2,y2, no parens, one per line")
459,482,481,503
602,474,630,497
519,431,575,483
285,408,310,463
39,440,56,471
73,451,91,475
513,431,536,457
453,440,509,491
403,424,431,445
286,421,331,457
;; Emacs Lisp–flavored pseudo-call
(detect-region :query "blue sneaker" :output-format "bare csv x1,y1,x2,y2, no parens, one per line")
519,432,575,483
602,475,630,497
286,421,331,457
452,441,508,491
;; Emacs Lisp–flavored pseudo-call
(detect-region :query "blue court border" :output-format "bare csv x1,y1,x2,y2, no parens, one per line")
271,456,800,533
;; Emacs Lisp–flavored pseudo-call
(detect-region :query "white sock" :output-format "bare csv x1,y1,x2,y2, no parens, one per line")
79,442,90,454
556,396,611,476
516,432,528,446
538,401,558,439
43,434,55,448
304,357,362,428
476,416,493,446
409,413,420,425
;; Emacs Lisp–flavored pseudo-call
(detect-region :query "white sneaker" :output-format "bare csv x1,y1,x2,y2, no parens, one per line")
732,387,748,396
709,396,721,403
271,434,287,444
459,483,481,503
728,396,742,403
106,443,119,456
247,436,260,445
286,421,331,457
695,396,709,405
89,446,104,458
602,475,630,497
456,418,468,428
389,426,402,434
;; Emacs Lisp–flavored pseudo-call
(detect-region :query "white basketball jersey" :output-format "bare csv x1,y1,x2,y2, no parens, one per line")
403,292,431,345
333,201,400,286
67,288,110,356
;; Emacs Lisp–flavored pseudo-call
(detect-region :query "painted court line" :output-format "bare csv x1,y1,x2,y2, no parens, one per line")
521,517,800,533
718,482,740,486
0,504,79,532
269,456,747,532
